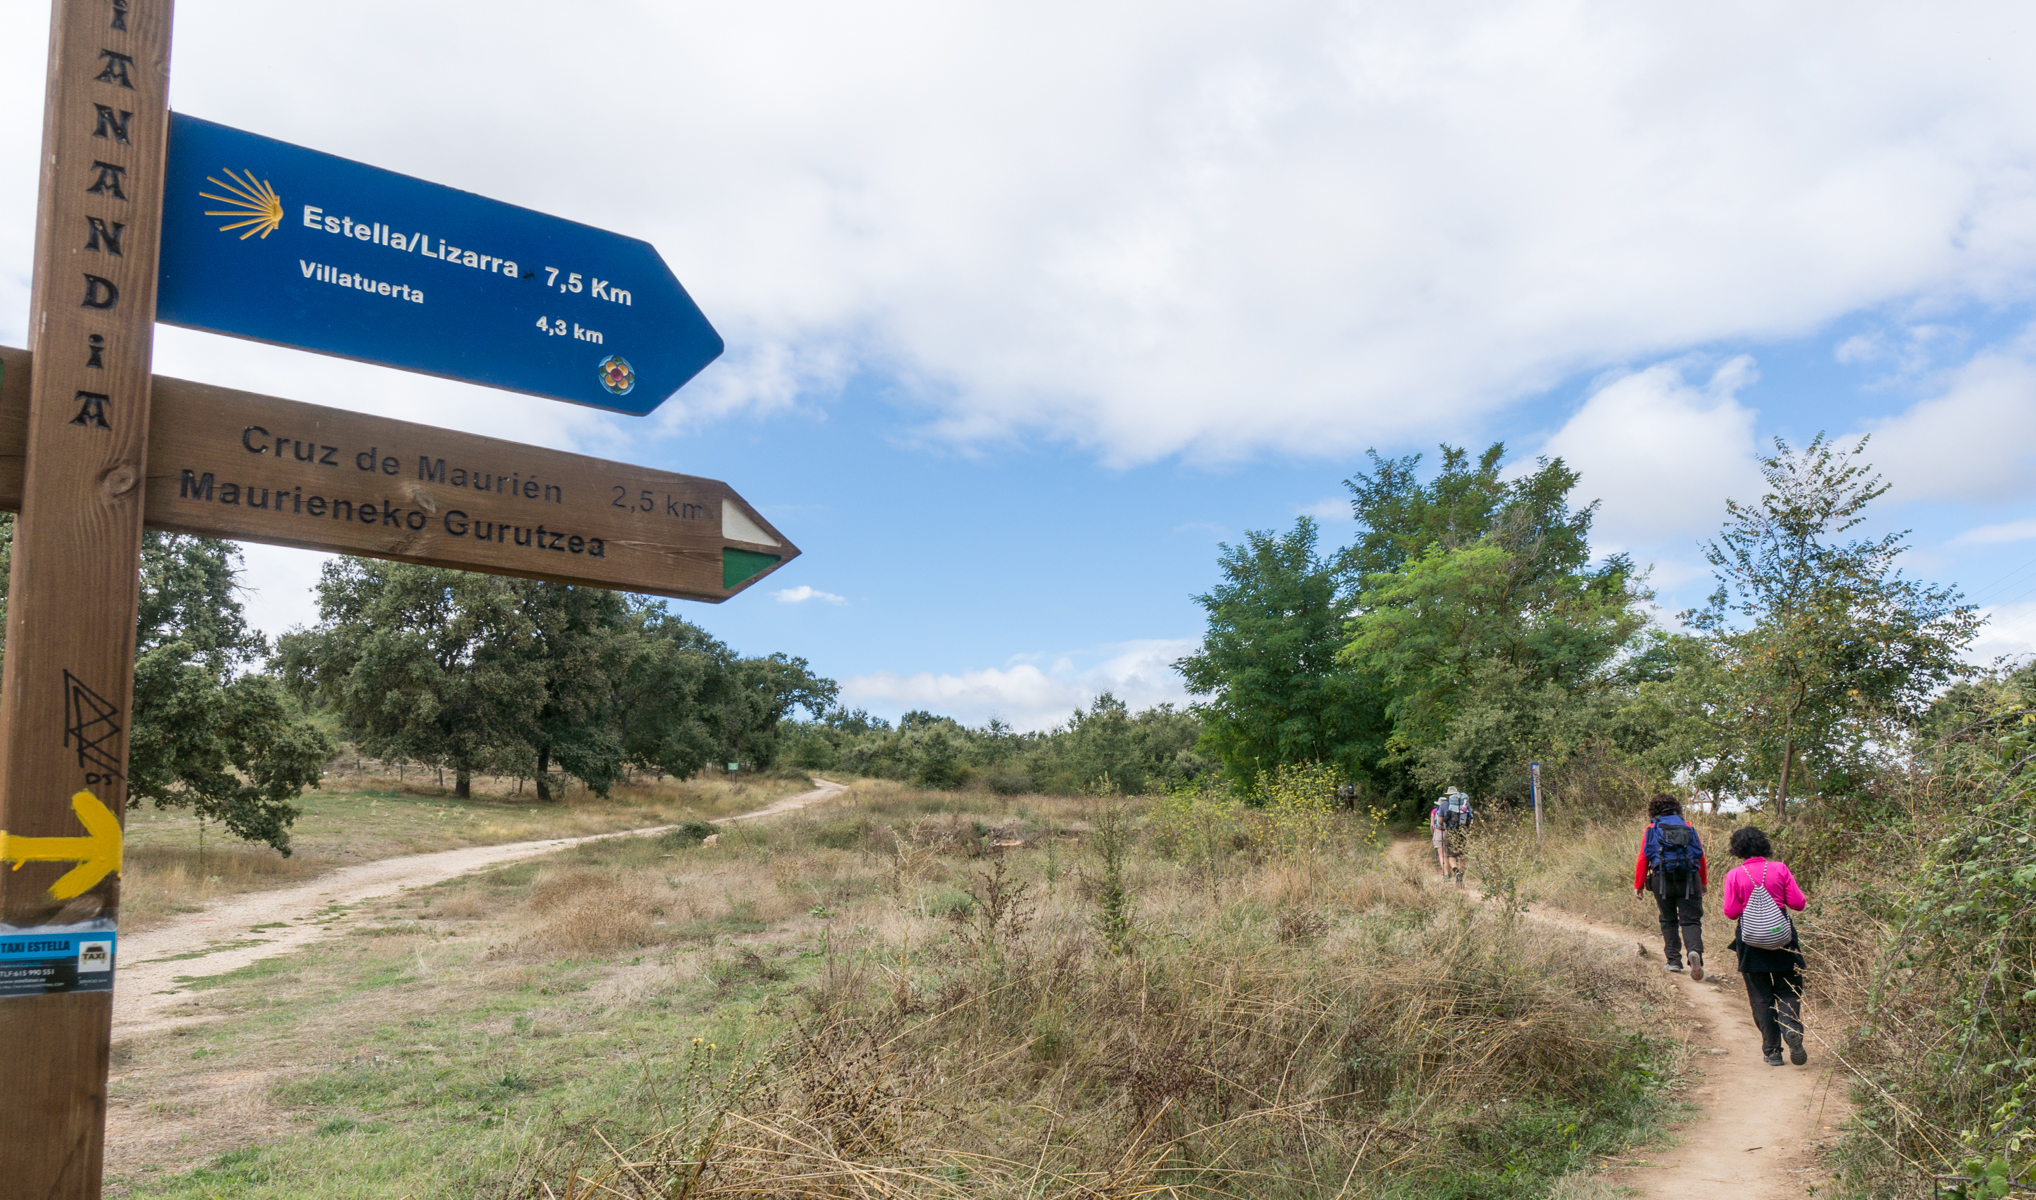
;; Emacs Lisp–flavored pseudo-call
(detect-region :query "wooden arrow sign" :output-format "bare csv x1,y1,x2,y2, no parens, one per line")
0,346,797,600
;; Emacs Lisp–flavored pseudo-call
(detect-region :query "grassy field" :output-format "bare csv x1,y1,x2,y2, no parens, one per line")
118,767,812,932
1458,808,1748,943
107,782,1695,1200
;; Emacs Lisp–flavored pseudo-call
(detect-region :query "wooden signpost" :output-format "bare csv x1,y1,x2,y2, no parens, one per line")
0,1,172,1191
0,1,795,1193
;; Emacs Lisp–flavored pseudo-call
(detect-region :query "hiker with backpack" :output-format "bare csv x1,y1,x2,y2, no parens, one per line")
1430,787,1473,883
1632,794,1709,979
1721,825,1810,1067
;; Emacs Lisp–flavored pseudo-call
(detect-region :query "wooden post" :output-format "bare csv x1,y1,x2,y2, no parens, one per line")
0,0,172,1193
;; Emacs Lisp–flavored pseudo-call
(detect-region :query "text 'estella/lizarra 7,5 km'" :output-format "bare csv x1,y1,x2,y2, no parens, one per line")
156,113,725,417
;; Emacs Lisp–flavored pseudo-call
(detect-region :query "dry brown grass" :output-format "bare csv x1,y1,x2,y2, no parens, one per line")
103,784,1684,1199
473,794,1682,1199
1461,808,1744,951
119,841,327,930
115,772,811,932
493,888,1677,1198
1544,1172,1631,1200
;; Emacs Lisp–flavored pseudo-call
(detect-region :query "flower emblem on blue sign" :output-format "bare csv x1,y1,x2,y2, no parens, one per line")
597,355,635,396
200,168,282,240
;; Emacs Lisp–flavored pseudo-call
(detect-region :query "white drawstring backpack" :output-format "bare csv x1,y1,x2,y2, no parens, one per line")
1738,861,1795,949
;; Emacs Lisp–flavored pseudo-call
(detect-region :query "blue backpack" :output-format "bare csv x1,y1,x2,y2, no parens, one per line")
1648,817,1701,874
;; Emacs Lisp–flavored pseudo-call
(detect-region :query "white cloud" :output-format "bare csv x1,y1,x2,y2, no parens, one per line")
233,543,334,642
12,3,2036,463
1856,348,2036,503
774,585,847,605
1955,517,2036,546
1830,324,1966,379
1535,357,1763,548
844,638,1196,731
1972,602,2036,666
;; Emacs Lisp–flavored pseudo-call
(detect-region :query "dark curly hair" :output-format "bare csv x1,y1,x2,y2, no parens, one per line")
1646,794,1682,818
1728,826,1773,860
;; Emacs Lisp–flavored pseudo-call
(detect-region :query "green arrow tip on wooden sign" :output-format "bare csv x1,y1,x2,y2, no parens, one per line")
723,548,781,589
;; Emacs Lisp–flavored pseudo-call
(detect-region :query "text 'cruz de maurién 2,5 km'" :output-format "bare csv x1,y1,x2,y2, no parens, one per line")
0,346,796,603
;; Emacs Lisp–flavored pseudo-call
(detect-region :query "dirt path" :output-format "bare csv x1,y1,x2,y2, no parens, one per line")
112,777,847,1041
1391,839,1850,1199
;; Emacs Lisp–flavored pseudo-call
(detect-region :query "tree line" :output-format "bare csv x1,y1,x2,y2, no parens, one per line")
1175,434,1979,819
274,559,835,804
0,432,1984,843
779,694,1208,795
774,431,1980,819
0,517,836,854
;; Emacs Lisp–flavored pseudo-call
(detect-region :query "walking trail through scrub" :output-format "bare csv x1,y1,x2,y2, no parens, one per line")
111,777,847,1041
1391,838,1851,1200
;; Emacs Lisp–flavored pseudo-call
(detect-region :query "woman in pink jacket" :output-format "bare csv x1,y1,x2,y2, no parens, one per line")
1721,825,1809,1066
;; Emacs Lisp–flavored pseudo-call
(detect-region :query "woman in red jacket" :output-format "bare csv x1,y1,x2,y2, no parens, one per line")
1632,794,1709,979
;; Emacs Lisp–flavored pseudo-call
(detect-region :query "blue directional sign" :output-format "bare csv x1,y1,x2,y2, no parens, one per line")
157,114,723,417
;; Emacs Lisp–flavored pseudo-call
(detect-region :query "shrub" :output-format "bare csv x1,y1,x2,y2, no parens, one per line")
660,820,719,850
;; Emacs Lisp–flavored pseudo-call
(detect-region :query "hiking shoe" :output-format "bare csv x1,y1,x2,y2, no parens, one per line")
1664,962,1685,973
1687,952,1704,982
1763,1049,1785,1066
1786,1033,1807,1065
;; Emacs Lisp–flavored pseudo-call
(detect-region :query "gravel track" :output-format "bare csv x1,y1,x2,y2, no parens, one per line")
111,778,847,1041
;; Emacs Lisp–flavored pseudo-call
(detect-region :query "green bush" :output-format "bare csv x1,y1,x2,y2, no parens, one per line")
659,820,719,849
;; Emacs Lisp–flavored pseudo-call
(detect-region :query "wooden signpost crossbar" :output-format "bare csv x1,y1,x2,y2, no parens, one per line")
0,346,799,602
0,1,793,1193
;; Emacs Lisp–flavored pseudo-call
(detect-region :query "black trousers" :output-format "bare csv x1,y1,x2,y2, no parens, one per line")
1743,968,1803,1052
1652,871,1704,964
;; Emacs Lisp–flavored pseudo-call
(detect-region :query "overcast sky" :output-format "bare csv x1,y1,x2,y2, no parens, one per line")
4,1,2035,729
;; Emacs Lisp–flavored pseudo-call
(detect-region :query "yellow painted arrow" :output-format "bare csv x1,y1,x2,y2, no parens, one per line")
0,791,123,900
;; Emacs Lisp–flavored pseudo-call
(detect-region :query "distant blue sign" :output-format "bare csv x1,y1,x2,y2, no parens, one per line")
158,114,723,416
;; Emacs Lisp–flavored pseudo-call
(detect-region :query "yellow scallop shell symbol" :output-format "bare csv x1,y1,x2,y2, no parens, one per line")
201,167,283,240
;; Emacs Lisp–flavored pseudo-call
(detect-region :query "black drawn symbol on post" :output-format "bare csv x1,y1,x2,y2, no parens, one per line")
63,670,125,781
112,0,129,31
86,334,105,369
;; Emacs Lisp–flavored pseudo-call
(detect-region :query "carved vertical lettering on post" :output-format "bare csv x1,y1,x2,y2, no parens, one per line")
81,273,119,308
92,104,131,143
86,159,127,198
70,392,113,429
83,216,124,255
94,48,135,88
1,0,175,1193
